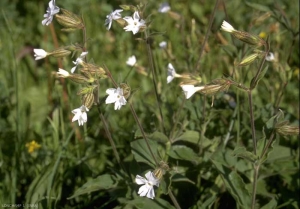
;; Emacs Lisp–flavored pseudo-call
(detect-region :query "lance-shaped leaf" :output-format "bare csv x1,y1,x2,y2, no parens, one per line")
68,174,115,199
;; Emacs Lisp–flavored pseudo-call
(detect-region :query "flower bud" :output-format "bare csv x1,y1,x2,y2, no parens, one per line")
276,122,299,136
232,30,265,46
80,63,107,79
120,83,131,99
82,93,95,109
57,68,92,84
48,48,71,58
55,8,84,31
200,79,231,95
238,53,260,66
77,85,98,95
119,5,137,11
153,161,169,180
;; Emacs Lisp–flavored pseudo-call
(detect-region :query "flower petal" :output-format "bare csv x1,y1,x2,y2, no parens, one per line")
135,175,147,185
138,185,149,197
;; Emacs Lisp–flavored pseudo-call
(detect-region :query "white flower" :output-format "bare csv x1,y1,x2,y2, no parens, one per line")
180,84,205,99
266,52,275,61
57,68,70,77
123,11,146,35
33,49,48,60
159,41,167,49
105,87,127,110
220,20,235,33
42,0,60,26
72,105,89,126
71,52,88,73
167,63,180,83
135,171,160,199
126,55,137,66
158,2,171,13
105,9,123,30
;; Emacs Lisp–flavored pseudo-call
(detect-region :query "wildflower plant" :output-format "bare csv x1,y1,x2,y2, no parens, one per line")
1,0,298,208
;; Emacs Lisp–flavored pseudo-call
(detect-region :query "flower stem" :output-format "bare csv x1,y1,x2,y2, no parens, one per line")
104,65,158,166
248,91,257,155
195,0,220,71
168,189,182,209
96,106,126,171
251,164,260,209
144,31,166,134
129,103,159,166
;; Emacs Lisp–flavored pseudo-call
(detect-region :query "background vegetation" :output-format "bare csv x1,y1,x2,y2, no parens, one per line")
0,0,299,208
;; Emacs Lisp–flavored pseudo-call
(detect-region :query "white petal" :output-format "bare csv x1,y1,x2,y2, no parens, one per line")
71,66,77,73
57,68,70,77
221,20,235,32
135,175,147,185
106,88,116,95
105,94,117,104
167,75,174,83
146,187,155,199
138,185,150,197
133,11,140,20
72,113,80,122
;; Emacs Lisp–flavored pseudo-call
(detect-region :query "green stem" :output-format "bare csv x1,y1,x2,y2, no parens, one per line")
170,99,186,141
248,91,257,155
168,189,182,209
97,106,122,168
195,0,220,71
144,31,166,134
104,66,158,166
251,164,260,209
129,103,159,166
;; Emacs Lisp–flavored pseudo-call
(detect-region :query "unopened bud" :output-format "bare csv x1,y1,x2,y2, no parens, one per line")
82,93,95,109
55,9,84,31
120,83,131,99
200,79,231,95
253,12,271,25
238,53,260,66
115,18,127,27
80,63,107,79
77,85,98,95
59,71,92,84
48,48,71,58
119,5,137,11
276,122,299,136
153,161,169,180
232,30,265,46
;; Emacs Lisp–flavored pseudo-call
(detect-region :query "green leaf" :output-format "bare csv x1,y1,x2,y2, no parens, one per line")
168,145,199,162
174,131,200,144
147,131,169,143
261,198,277,209
126,197,176,209
245,1,271,12
171,173,195,184
131,139,158,167
211,160,251,209
68,174,115,199
233,147,258,163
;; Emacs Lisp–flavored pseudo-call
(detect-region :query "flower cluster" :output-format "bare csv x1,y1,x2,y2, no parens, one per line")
105,9,146,35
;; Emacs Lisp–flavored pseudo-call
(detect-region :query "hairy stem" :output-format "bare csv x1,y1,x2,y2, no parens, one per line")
251,164,260,209
168,189,182,209
144,31,166,134
97,106,122,167
105,66,158,166
129,103,159,166
248,91,257,155
195,0,220,71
